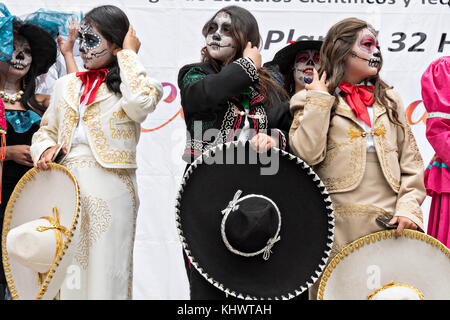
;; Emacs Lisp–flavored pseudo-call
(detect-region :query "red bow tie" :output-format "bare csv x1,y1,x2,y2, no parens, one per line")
338,81,375,127
76,68,109,105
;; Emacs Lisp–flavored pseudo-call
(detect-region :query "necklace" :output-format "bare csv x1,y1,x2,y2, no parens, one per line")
0,90,24,103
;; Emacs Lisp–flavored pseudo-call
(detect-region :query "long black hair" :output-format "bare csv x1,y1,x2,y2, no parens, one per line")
83,5,130,95
13,20,57,114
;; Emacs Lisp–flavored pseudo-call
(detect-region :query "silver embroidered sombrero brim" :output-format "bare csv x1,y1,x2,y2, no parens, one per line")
319,230,450,300
176,141,335,300
2,163,80,300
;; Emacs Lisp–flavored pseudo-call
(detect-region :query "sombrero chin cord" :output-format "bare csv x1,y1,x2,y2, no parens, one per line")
36,207,70,286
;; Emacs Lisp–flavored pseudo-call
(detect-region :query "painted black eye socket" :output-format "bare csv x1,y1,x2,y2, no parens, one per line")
24,48,32,55
221,24,232,36
207,23,218,34
84,34,100,48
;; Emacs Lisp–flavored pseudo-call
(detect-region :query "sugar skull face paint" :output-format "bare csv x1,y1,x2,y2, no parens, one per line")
8,34,32,78
346,28,381,79
78,22,115,70
205,12,237,63
293,49,321,87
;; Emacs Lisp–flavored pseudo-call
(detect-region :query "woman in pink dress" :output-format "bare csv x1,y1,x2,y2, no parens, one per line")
421,56,450,247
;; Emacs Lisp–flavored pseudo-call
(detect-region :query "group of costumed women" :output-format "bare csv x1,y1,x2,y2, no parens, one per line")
177,6,447,300
0,3,448,300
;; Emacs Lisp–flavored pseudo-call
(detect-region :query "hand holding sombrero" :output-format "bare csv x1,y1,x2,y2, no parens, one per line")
176,141,335,300
2,163,80,300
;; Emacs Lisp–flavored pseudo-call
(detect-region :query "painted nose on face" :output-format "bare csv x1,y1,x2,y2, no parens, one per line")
306,59,315,66
212,33,222,42
79,41,87,54
16,51,25,60
373,47,381,58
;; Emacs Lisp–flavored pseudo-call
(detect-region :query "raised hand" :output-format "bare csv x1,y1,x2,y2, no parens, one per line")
122,25,141,54
57,18,78,57
243,42,261,70
305,69,329,93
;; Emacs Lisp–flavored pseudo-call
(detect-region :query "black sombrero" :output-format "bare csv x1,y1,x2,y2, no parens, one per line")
175,141,335,300
264,40,323,75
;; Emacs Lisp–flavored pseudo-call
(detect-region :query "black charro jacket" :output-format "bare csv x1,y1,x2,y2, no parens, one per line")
178,57,292,163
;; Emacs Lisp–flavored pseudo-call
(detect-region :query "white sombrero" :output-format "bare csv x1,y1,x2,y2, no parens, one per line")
2,163,80,300
318,230,450,300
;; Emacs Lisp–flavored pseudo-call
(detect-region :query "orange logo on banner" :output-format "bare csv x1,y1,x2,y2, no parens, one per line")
142,85,426,130
141,82,184,133
406,100,427,126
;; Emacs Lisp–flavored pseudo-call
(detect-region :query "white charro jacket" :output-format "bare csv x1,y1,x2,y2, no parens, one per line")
31,49,163,169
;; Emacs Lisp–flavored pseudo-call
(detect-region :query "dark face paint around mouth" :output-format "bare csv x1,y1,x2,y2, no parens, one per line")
350,51,380,68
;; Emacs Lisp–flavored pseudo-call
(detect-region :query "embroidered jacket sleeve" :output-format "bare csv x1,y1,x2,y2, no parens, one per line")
266,99,292,151
117,49,163,123
392,91,425,231
30,80,61,163
178,58,259,115
289,89,335,165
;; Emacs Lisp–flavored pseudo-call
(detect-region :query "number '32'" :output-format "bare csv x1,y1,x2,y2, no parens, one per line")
388,32,427,52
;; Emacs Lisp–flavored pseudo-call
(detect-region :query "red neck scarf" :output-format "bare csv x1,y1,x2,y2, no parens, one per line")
338,81,375,127
76,68,109,105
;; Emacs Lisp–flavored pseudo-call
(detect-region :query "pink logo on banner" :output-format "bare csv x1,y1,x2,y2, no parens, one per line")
141,82,184,133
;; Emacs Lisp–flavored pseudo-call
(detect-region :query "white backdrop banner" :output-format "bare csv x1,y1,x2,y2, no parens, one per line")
5,0,450,299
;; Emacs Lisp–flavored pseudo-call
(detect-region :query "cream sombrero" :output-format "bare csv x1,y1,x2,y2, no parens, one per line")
318,230,450,300
2,163,80,300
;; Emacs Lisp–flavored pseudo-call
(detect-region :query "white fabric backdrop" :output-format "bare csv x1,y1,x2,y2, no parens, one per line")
5,0,450,299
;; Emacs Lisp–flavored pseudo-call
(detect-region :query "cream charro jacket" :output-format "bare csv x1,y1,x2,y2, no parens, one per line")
289,89,425,229
31,49,163,169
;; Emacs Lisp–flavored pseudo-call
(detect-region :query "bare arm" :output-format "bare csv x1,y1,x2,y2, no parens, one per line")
57,19,79,74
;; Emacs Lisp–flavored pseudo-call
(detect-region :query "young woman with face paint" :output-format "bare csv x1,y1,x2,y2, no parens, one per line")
177,5,291,299
265,40,322,96
289,18,425,300
0,20,56,300
262,40,322,301
178,6,291,165
30,5,163,299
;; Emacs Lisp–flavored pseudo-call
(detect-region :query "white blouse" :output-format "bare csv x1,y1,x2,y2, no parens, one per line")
71,78,100,146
